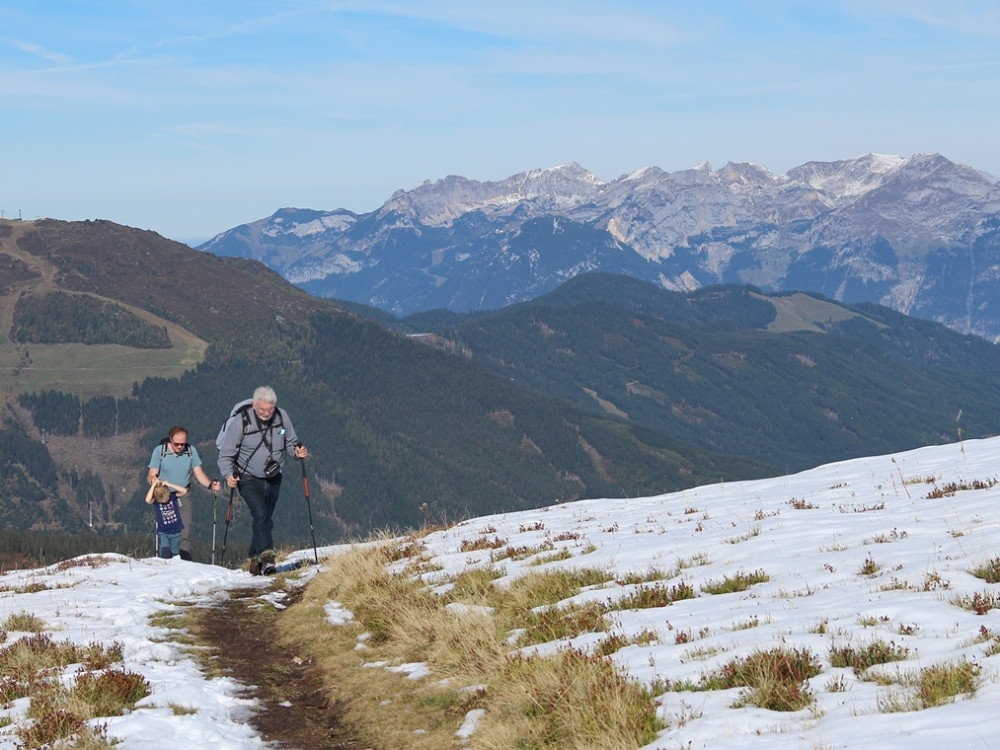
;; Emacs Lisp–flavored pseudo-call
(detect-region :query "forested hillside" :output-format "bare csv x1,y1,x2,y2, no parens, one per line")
12,291,171,348
410,275,1000,472
3,220,999,567
0,220,769,563
8,310,768,558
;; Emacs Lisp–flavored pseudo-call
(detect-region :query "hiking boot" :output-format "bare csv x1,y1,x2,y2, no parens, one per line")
260,551,276,575
248,558,262,576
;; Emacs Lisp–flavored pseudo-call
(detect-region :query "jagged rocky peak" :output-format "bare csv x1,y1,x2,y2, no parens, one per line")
529,161,604,183
620,165,670,182
717,161,774,182
508,162,605,195
786,152,904,180
379,163,605,227
380,174,488,222
887,153,997,196
783,153,900,200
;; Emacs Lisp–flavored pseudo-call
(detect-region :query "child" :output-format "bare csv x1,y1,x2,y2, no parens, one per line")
145,480,187,559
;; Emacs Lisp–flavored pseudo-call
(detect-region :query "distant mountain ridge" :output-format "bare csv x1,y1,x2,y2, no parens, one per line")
199,153,1000,340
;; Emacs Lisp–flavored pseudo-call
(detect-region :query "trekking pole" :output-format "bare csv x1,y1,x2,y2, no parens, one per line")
211,488,218,566
220,485,235,566
298,451,319,565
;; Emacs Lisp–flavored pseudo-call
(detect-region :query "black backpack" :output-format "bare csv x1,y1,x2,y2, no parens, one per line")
216,400,286,453
157,436,192,461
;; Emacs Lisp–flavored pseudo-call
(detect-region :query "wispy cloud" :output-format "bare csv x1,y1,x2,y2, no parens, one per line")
1,36,73,64
143,7,318,53
4,0,1000,240
350,1,689,47
869,0,1000,40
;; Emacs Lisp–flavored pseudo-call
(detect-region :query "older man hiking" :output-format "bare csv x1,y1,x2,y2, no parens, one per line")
216,386,308,575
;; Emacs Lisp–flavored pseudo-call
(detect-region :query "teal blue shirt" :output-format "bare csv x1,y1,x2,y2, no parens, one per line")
148,444,203,487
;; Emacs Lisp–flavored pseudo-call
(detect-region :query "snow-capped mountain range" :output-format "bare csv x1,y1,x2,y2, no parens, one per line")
199,153,1000,340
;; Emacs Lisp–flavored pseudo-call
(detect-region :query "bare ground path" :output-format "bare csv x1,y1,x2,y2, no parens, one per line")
193,586,377,750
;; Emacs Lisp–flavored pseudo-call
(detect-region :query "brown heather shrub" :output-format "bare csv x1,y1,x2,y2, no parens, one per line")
460,536,507,552
18,702,87,748
53,555,111,571
829,638,910,674
614,581,696,609
704,647,821,712
73,668,150,716
952,590,1000,615
926,478,998,499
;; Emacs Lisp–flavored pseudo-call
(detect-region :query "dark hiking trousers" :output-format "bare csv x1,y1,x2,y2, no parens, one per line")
237,473,282,560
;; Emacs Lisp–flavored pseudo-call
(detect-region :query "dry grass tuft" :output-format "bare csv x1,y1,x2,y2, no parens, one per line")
878,659,979,712
278,538,666,749
670,646,820,712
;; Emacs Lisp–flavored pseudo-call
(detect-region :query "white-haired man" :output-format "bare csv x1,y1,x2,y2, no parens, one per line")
217,386,308,574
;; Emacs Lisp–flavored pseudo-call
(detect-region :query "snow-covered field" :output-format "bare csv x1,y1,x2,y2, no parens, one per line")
3,437,1000,748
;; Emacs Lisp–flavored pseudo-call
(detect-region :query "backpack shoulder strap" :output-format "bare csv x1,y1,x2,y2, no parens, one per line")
217,399,254,451
159,436,192,464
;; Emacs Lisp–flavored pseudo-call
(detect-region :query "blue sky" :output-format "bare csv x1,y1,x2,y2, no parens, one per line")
3,1,1000,244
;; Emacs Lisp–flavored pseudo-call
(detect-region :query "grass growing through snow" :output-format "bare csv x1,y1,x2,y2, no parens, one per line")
828,638,910,675
4,611,47,633
701,569,769,594
878,659,979,711
478,648,662,750
668,647,821,712
273,516,990,748
278,538,666,749
969,557,1000,583
0,633,148,748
